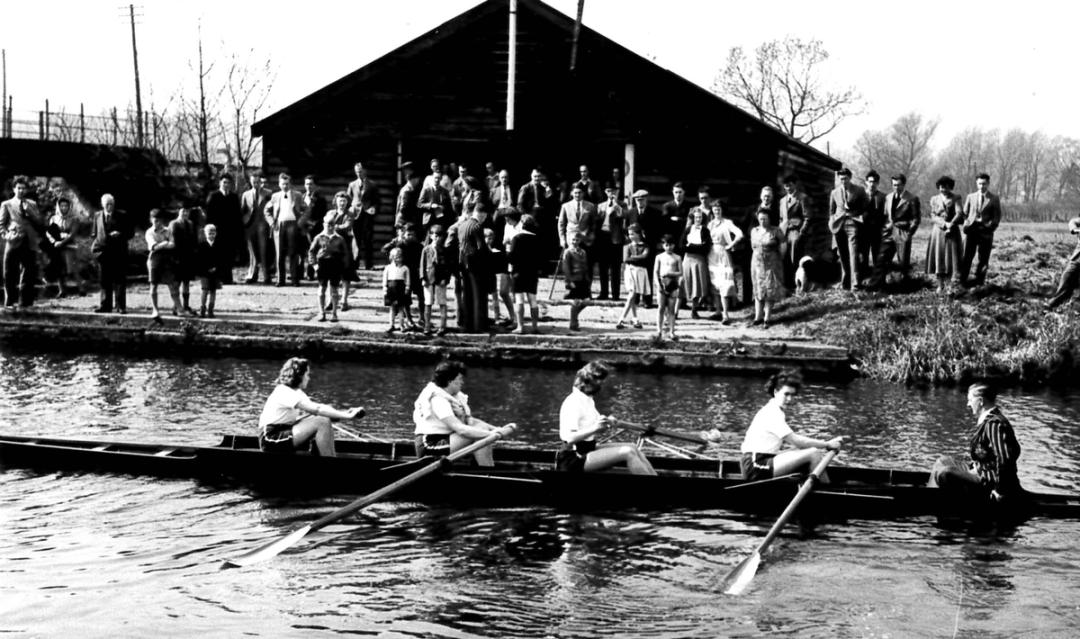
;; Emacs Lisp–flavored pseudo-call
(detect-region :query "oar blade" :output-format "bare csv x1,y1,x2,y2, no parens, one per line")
720,551,761,595
221,524,313,569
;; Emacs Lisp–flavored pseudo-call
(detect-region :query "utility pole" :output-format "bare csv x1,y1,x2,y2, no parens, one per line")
2,49,7,137
121,4,145,146
569,0,584,72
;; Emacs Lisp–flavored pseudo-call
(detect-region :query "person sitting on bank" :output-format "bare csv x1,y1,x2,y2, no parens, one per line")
931,382,1022,502
1044,216,1080,310
738,369,845,482
258,357,365,456
556,360,657,475
412,360,504,467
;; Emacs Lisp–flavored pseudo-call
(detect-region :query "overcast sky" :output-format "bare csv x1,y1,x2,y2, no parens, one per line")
4,0,1077,154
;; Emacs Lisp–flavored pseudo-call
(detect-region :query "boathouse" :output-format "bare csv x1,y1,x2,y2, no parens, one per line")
251,0,840,250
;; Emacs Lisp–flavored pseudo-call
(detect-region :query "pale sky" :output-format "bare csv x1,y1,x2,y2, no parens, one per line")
4,0,1077,154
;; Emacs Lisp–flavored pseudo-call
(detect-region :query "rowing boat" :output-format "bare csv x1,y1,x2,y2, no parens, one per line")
2,433,1078,520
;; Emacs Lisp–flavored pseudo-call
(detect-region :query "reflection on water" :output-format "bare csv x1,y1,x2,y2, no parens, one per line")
2,350,1080,637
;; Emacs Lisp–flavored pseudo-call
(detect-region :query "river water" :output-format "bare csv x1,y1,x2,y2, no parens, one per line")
1,351,1079,638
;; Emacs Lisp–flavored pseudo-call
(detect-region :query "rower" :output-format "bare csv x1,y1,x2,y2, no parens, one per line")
931,382,1022,502
412,360,502,467
556,361,657,475
258,357,365,457
738,368,845,482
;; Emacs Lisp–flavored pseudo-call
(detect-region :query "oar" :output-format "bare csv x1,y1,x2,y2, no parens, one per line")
220,423,517,569
719,448,838,595
618,420,708,446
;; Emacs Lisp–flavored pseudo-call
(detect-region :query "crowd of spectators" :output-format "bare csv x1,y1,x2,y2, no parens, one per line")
2,163,1074,335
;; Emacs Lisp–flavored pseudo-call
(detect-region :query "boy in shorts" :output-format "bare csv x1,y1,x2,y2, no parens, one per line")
308,212,348,322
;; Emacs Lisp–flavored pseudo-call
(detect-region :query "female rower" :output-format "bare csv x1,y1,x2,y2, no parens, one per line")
931,382,1022,501
412,360,503,466
739,369,844,481
556,361,657,475
258,357,365,456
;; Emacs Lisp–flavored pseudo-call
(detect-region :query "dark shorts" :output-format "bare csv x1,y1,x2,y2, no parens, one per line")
259,423,296,453
740,452,776,481
554,440,597,472
564,283,591,300
316,259,343,286
414,434,451,458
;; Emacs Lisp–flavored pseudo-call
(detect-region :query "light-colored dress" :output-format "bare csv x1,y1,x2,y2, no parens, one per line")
622,241,651,295
707,218,743,298
750,225,785,302
925,193,963,278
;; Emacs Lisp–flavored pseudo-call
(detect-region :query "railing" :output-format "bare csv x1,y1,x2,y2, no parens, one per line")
1,106,154,148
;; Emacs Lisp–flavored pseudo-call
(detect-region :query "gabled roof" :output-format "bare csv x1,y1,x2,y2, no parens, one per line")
252,0,835,166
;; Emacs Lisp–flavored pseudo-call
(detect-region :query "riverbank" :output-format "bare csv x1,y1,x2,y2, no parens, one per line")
0,270,853,378
790,223,1080,386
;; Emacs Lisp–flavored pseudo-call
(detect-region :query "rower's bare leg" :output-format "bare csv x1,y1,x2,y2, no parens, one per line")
292,415,337,457
587,444,657,476
450,433,494,467
773,448,829,482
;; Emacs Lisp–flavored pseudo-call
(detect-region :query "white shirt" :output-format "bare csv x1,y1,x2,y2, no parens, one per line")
739,398,793,454
258,384,309,429
559,387,601,443
413,382,471,435
278,192,296,222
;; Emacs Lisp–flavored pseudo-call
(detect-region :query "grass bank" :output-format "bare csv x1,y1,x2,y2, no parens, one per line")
781,222,1080,387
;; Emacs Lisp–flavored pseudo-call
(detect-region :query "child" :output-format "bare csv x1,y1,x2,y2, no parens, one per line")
308,212,348,322
168,207,199,316
195,223,228,318
420,224,451,335
484,227,515,328
145,208,183,323
653,233,682,340
562,231,590,331
383,246,411,332
616,223,650,329
508,214,542,334
383,223,423,330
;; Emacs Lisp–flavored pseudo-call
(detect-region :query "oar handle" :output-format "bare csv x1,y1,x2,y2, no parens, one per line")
618,420,708,446
307,423,517,534
753,448,838,554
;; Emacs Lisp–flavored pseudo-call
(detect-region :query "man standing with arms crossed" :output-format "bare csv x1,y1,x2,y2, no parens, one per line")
960,172,1002,287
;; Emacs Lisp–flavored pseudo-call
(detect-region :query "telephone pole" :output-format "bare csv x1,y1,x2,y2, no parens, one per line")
122,4,145,146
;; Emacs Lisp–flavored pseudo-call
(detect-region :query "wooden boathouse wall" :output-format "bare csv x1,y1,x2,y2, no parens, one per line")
253,0,840,255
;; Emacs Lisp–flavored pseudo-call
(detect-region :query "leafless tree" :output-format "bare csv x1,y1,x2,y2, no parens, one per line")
223,46,276,176
852,113,938,194
713,37,864,144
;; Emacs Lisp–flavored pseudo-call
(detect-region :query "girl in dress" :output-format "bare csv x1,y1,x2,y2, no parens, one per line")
145,208,183,323
925,175,964,292
706,200,744,324
616,223,650,329
750,208,786,328
680,207,712,319
652,234,683,340
382,246,410,332
508,214,542,334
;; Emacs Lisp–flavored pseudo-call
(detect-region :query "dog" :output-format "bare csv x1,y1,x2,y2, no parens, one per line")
794,255,815,294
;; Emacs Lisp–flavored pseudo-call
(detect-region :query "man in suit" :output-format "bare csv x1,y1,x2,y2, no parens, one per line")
89,193,132,312
484,162,500,194
868,173,921,289
0,176,43,307
828,168,868,290
240,171,273,283
264,172,307,286
489,170,516,245
574,164,603,204
395,162,421,231
417,166,453,235
450,163,472,217
595,183,627,300
558,184,598,251
347,161,379,271
660,182,692,246
960,172,1002,286
449,204,491,333
861,170,887,273
1045,217,1080,310
204,174,242,283
779,175,812,290
301,175,328,279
